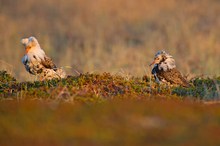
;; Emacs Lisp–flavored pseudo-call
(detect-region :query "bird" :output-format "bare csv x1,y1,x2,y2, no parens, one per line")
21,36,66,80
149,50,190,87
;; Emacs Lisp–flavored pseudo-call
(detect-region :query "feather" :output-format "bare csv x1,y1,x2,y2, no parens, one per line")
41,56,57,70
22,55,29,65
21,36,66,80
151,50,190,87
153,65,190,87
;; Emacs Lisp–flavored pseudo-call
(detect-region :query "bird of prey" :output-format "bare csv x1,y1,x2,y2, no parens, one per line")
21,36,66,80
149,50,190,87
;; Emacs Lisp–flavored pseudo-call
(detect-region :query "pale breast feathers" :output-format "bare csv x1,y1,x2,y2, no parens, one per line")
158,57,176,71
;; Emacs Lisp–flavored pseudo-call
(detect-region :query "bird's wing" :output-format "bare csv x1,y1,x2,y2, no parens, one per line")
158,68,189,87
41,56,57,71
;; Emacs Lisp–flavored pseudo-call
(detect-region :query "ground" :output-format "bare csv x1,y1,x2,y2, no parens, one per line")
0,70,220,145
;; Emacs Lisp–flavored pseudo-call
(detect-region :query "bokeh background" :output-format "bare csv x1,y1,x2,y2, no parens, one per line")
0,0,219,81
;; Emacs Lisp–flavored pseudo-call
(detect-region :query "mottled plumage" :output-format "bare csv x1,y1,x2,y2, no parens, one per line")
21,36,66,80
150,50,189,87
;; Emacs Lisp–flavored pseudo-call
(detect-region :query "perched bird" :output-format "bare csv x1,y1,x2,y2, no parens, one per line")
149,50,190,87
21,36,66,80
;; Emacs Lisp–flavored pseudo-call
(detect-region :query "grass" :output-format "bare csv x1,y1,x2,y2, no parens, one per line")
0,0,220,145
0,0,219,81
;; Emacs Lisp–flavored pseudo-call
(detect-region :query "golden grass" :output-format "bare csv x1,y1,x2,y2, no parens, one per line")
0,0,219,81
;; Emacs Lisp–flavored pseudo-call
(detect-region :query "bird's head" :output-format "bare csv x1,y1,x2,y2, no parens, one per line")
149,50,176,71
21,36,40,54
149,50,167,66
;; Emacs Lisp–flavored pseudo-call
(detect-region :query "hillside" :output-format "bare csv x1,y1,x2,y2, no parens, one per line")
0,70,220,145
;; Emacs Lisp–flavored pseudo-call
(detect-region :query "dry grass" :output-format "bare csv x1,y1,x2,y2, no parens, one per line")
0,0,219,81
1,1,220,144
1,100,220,146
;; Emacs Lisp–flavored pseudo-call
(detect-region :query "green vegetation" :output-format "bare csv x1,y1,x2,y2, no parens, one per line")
1,70,220,101
173,77,220,100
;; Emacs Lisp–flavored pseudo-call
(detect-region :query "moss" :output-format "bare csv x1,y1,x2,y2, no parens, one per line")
0,71,17,97
172,77,220,100
1,70,220,102
0,70,17,83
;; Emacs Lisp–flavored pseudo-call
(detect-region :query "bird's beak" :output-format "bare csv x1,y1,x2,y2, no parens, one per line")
25,46,31,54
149,60,155,66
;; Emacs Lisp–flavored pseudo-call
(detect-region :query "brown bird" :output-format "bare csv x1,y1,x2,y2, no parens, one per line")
21,36,66,80
149,50,190,87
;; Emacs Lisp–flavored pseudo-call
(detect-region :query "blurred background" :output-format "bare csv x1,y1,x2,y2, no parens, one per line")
0,0,219,81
